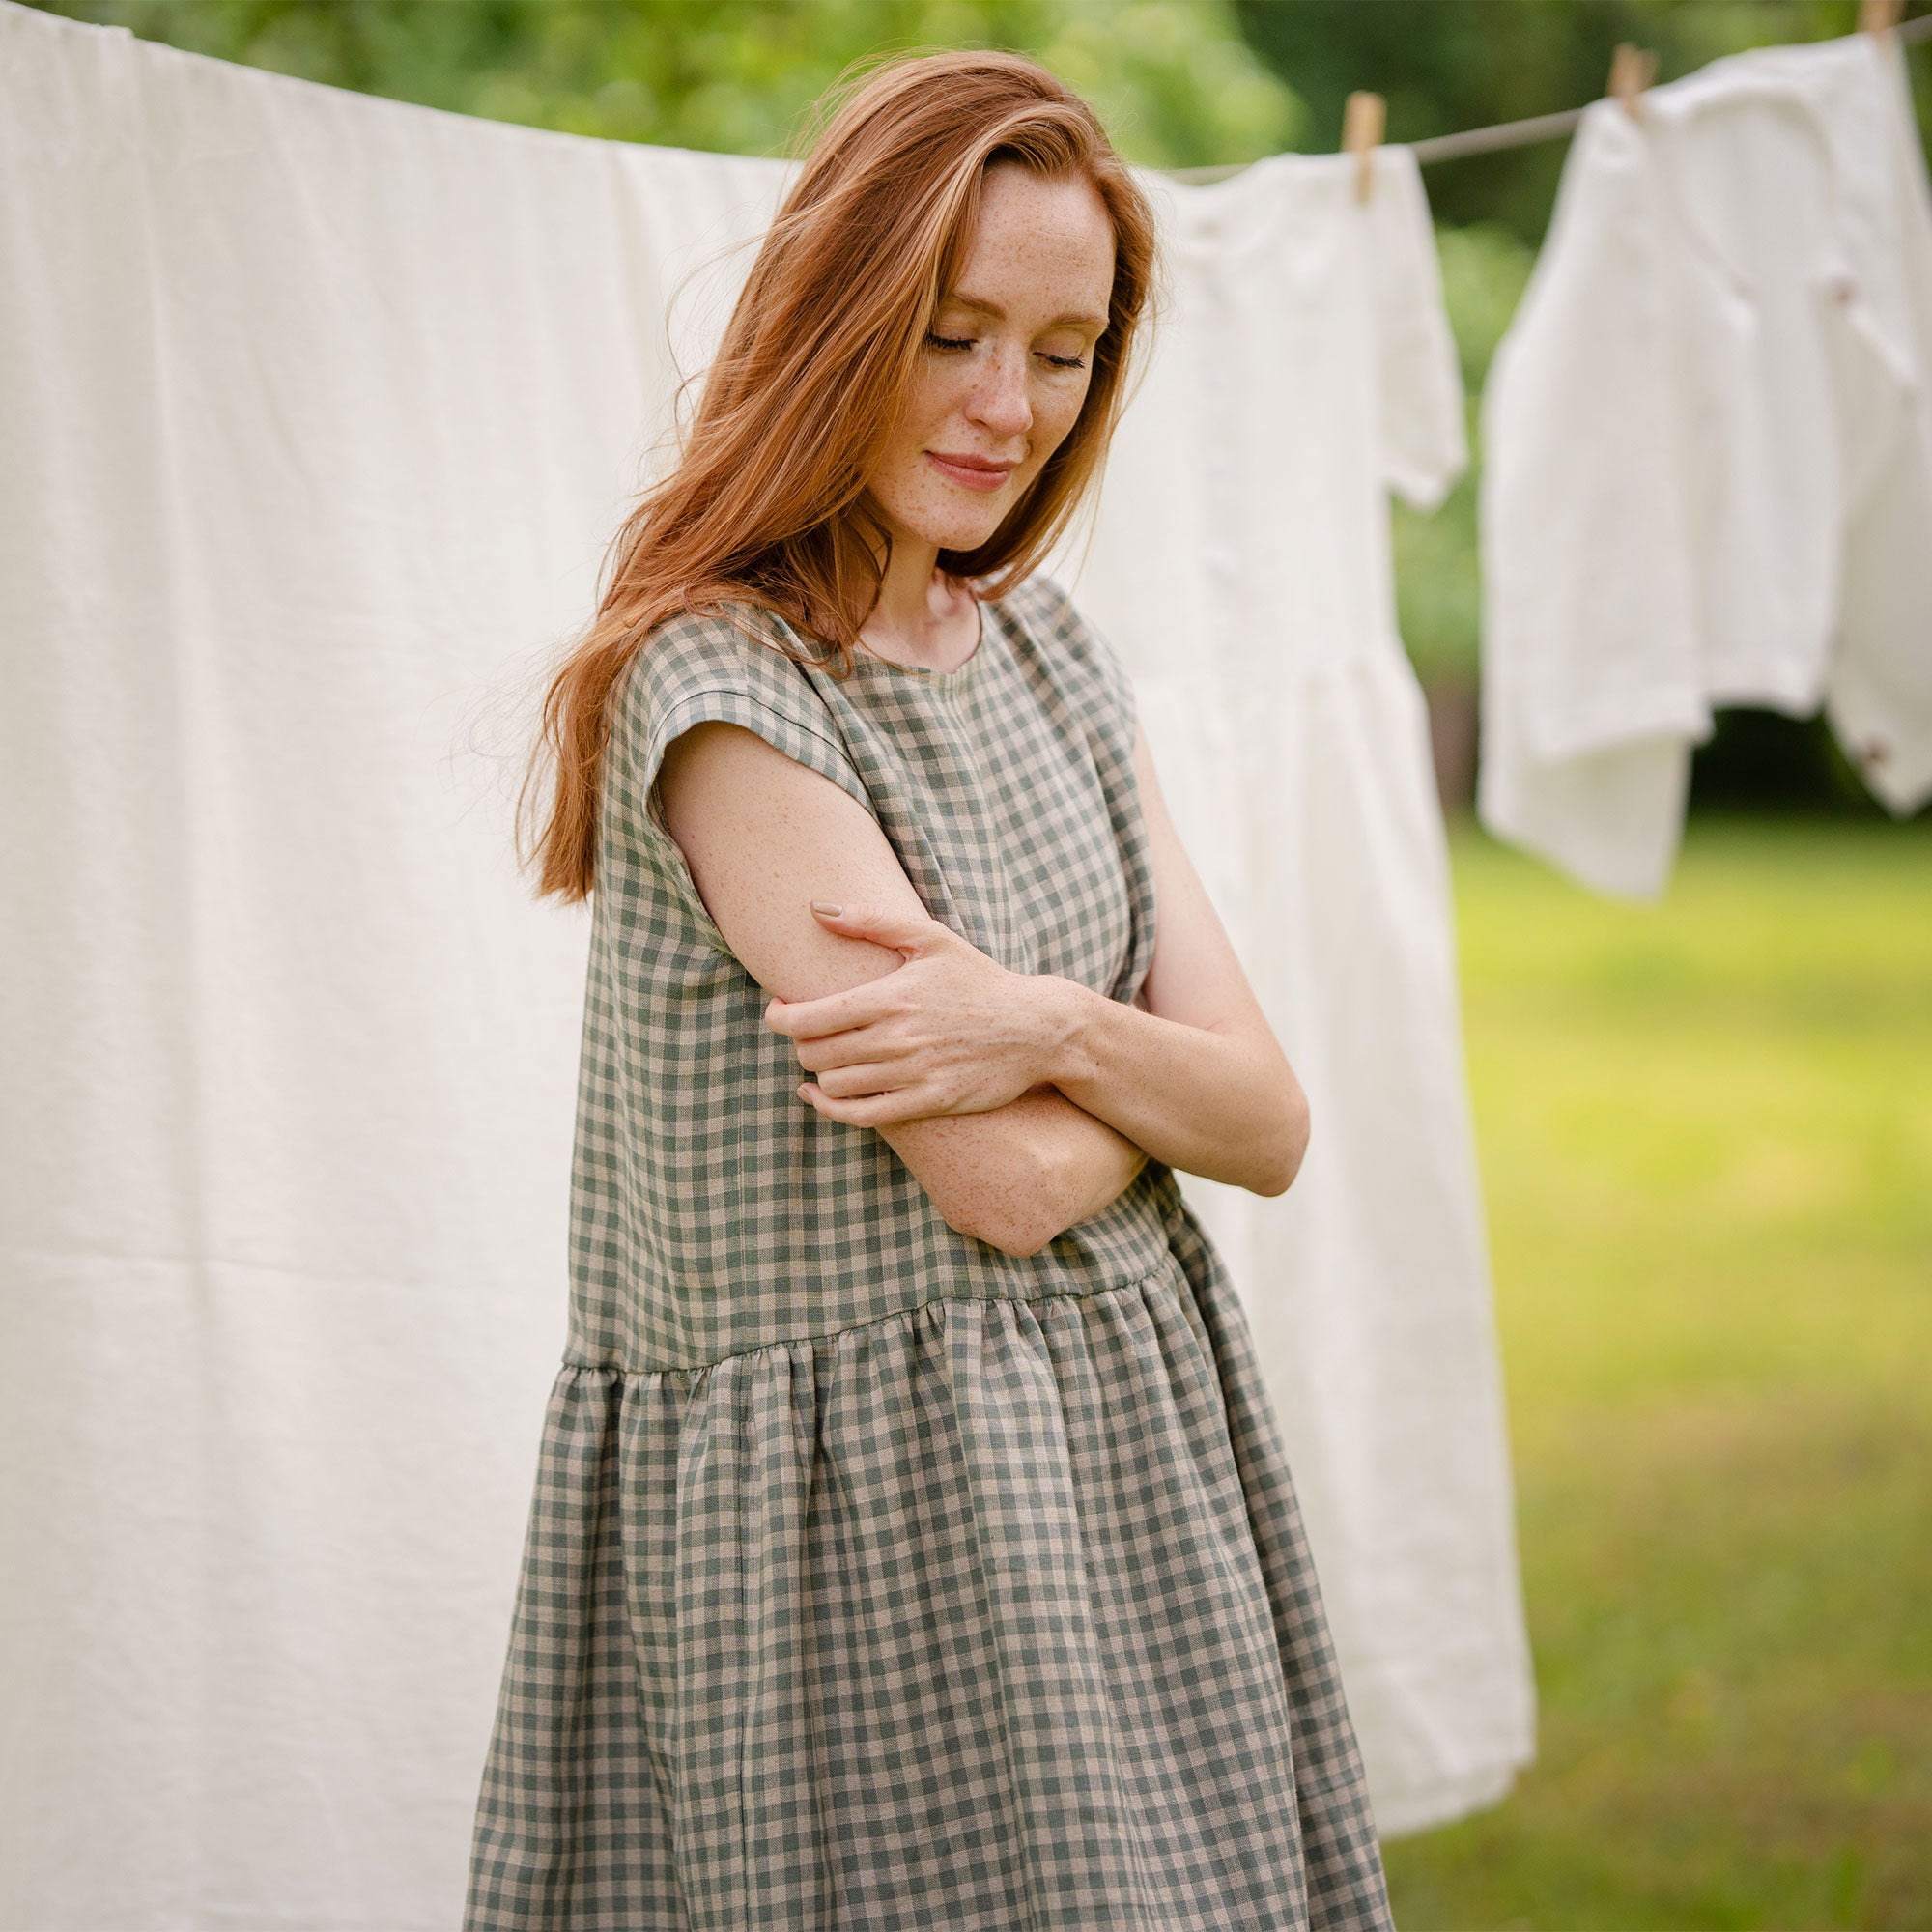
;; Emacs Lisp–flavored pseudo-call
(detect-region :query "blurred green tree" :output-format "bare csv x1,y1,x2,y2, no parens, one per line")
1236,0,1930,243
34,0,1304,167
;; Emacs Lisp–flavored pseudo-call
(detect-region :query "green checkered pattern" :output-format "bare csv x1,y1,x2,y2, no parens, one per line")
464,576,1396,1929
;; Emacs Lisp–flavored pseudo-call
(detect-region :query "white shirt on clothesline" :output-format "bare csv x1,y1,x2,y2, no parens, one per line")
1479,30,1932,899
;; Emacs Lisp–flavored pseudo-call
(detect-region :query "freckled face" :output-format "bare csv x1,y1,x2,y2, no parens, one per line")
862,162,1117,554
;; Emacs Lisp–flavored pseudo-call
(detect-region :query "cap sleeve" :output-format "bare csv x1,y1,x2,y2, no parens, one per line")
606,606,877,949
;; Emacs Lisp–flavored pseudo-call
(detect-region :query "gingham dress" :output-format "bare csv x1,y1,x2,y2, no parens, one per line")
464,574,1397,1931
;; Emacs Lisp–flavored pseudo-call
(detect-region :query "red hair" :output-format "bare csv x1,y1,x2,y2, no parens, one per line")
519,48,1161,903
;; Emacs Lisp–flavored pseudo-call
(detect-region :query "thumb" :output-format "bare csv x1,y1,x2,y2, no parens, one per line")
809,900,947,952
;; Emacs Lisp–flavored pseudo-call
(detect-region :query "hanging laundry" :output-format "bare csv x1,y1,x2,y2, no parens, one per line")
1480,30,1932,900
1053,145,1537,1836
0,8,785,1928
0,2,1532,1922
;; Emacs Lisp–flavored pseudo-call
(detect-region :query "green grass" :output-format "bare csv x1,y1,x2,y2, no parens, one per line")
1380,819,1932,1932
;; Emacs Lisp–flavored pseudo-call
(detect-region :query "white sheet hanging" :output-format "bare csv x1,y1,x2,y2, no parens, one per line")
0,8,785,1927
1052,144,1536,1837
0,5,1530,1921
1479,30,1932,900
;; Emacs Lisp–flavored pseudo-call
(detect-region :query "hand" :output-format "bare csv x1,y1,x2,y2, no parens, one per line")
763,901,1078,1127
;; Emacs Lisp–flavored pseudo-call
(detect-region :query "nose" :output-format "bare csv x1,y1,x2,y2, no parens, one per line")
966,345,1033,444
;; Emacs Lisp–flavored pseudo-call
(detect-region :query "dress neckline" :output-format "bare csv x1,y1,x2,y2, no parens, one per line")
853,595,988,691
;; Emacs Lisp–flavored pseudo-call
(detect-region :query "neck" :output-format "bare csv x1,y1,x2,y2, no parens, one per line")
865,526,946,649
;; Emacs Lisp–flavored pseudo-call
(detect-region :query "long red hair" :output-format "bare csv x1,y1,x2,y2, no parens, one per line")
518,48,1161,903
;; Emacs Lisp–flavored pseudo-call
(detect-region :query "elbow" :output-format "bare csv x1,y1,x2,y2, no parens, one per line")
942,1145,1068,1259
948,1189,1063,1259
1253,1080,1312,1199
966,1215,1059,1260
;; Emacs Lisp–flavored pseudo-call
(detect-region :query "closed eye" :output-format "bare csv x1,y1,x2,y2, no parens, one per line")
925,330,1085,371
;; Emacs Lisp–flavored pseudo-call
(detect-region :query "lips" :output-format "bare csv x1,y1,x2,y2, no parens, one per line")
925,451,1017,494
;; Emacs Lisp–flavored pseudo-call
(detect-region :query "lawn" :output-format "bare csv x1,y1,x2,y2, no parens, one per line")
1380,818,1932,1932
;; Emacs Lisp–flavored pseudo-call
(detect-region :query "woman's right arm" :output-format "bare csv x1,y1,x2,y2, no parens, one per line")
655,717,1147,1256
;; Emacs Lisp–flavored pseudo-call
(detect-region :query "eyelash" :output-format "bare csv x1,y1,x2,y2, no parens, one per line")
924,330,1086,371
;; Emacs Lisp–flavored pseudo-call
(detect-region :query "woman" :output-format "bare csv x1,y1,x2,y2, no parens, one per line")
469,48,1397,1932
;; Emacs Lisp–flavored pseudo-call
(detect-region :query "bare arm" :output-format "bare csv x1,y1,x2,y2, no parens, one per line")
1036,725,1310,1196
775,723,1310,1195
656,718,1146,1256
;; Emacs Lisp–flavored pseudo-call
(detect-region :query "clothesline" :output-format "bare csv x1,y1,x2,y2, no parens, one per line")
1169,11,1932,184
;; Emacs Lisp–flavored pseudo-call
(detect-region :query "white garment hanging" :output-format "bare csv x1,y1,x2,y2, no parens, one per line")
1052,146,1537,1837
1479,30,1932,901
0,8,786,1927
0,4,1530,1920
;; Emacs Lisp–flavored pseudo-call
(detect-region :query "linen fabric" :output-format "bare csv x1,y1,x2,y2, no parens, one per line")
1050,144,1538,1837
466,582,1395,1928
1479,30,1932,900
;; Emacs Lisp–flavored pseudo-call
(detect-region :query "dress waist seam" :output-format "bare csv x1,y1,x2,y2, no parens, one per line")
558,1264,1184,1382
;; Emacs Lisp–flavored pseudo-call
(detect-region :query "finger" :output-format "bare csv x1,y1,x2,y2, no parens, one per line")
794,1033,895,1076
765,982,897,1040
793,1037,886,1086
798,1081,929,1127
812,1062,905,1099
808,900,951,952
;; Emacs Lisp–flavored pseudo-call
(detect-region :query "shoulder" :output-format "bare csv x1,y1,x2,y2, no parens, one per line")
613,601,847,759
620,601,819,721
997,570,1085,651
994,571,1139,733
611,599,872,818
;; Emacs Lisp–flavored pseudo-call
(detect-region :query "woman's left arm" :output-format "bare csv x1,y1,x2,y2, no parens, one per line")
1036,726,1308,1197
775,725,1308,1202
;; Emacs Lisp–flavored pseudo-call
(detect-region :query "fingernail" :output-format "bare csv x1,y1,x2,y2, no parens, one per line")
810,900,842,915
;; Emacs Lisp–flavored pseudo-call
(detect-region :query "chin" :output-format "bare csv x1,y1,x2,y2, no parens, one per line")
936,525,1005,558
875,482,1017,558
918,506,1011,555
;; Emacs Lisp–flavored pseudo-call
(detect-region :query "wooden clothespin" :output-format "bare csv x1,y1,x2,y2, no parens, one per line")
1342,91,1385,205
1860,0,1904,35
1607,43,1657,118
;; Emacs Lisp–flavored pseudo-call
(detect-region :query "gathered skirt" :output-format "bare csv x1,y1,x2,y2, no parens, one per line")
465,1217,1395,1931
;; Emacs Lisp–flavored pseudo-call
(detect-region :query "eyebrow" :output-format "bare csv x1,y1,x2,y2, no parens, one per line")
941,291,1110,332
